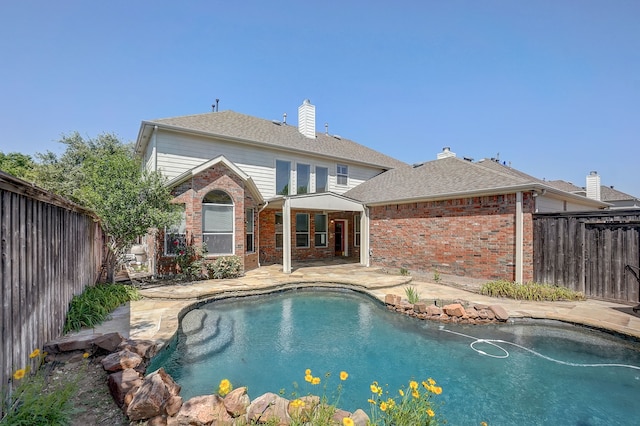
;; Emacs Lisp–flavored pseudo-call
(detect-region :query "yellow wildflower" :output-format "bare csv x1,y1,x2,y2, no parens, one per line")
218,379,232,396
305,368,311,376
340,371,349,381
290,399,305,408
311,376,321,385
399,389,404,396
380,401,388,411
370,384,379,393
412,389,420,399
305,374,313,383
480,422,488,426
13,369,26,380
433,386,442,395
428,377,436,386
343,418,355,426
367,398,376,405
422,380,429,389
409,380,418,390
386,398,396,409
427,408,435,417
83,352,90,359
29,349,40,359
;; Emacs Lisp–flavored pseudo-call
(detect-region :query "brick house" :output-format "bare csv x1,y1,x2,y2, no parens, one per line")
135,101,607,282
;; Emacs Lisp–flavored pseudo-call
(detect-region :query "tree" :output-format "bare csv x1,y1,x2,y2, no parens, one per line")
34,132,180,282
0,151,36,180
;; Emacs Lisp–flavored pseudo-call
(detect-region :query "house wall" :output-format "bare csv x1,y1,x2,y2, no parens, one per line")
536,195,600,213
369,194,535,281
154,163,260,275
151,130,383,198
258,210,360,265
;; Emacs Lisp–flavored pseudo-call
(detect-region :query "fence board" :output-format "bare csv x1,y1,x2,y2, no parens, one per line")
0,171,105,392
534,210,640,304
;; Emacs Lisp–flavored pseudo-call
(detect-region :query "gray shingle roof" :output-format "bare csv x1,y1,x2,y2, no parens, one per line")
600,185,638,202
344,156,539,204
143,110,407,170
545,180,585,193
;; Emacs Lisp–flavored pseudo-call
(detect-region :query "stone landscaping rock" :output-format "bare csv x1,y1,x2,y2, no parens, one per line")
351,408,371,426
148,414,168,426
169,394,230,426
223,386,250,418
384,294,401,305
93,332,125,353
164,395,183,417
107,368,142,407
443,303,466,317
102,349,143,372
413,302,427,312
489,304,509,320
426,304,442,316
119,339,158,359
247,392,290,425
126,371,172,420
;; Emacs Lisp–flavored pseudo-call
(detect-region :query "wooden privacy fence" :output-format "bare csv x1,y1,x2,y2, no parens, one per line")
0,171,105,390
533,210,640,304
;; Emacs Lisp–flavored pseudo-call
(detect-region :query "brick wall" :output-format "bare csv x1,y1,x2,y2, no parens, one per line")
155,163,261,274
369,194,534,281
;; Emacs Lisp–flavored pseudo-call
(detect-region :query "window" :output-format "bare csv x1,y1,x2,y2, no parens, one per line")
164,207,186,255
354,214,361,247
202,190,234,255
275,212,283,249
276,160,291,195
246,208,255,253
315,166,328,193
297,163,310,194
314,214,327,247
337,164,348,186
296,213,309,248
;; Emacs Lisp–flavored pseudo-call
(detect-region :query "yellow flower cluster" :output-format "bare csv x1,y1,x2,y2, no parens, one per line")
368,376,443,425
218,378,233,396
304,368,322,385
422,378,442,395
290,398,305,408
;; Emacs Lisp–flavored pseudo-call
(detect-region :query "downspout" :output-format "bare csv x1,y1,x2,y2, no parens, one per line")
515,191,523,284
283,198,292,273
361,206,370,267
256,201,269,267
150,125,158,276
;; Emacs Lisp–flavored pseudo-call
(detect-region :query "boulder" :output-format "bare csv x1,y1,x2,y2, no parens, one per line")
426,305,442,316
93,332,125,353
148,415,168,426
101,349,143,372
332,408,352,424
223,386,250,417
287,395,319,422
351,408,371,426
164,395,183,417
126,371,171,420
170,394,232,426
443,303,466,317
489,305,509,321
119,339,159,359
413,302,427,313
107,368,142,407
247,392,290,425
384,294,401,305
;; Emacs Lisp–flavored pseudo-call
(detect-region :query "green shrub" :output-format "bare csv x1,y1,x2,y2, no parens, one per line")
404,286,420,304
433,269,441,283
175,242,208,281
399,267,410,276
480,280,586,301
206,256,242,279
64,284,141,333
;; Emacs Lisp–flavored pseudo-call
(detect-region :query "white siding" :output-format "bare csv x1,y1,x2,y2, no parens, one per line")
536,195,601,213
150,130,388,199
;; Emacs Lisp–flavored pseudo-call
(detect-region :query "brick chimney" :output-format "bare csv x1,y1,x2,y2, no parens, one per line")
298,99,316,139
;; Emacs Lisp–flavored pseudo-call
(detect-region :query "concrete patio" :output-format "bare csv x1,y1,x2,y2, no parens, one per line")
66,262,640,349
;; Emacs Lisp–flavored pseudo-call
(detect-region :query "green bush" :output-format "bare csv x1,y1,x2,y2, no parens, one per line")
479,280,586,301
404,286,420,304
64,284,141,333
206,256,242,279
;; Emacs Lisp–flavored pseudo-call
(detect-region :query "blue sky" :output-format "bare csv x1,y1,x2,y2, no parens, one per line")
1,1,638,196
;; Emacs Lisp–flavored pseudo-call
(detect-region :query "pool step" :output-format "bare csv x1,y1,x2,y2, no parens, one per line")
181,309,207,336
180,311,234,362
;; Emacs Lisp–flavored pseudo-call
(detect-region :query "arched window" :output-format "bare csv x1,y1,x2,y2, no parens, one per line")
202,190,234,255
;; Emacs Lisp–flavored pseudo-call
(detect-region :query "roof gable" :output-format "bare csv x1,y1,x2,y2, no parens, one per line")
137,110,407,170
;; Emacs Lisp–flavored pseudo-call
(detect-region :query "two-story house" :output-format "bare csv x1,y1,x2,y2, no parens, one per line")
135,100,607,283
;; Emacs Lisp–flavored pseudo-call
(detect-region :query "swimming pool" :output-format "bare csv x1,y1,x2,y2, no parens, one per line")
149,288,640,425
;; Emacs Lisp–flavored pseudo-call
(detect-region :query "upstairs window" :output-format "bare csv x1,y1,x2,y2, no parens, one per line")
337,164,348,186
202,190,234,255
297,163,310,194
164,206,186,255
276,160,291,195
315,166,328,193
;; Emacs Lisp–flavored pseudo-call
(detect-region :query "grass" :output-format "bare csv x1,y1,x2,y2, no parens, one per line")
64,283,141,333
480,280,586,301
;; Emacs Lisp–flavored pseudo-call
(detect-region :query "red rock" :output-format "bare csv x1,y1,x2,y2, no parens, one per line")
126,372,170,420
101,349,143,372
426,305,442,316
93,332,125,353
413,302,427,313
247,392,290,425
107,368,142,407
489,305,509,321
443,303,466,317
351,409,371,426
164,395,182,417
223,386,250,417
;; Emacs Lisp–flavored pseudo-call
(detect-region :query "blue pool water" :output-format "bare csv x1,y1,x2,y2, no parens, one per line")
149,288,640,425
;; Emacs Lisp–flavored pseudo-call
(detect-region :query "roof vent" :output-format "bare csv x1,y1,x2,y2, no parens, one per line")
298,99,316,139
437,147,456,159
333,135,342,140
271,120,281,126
412,162,425,168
